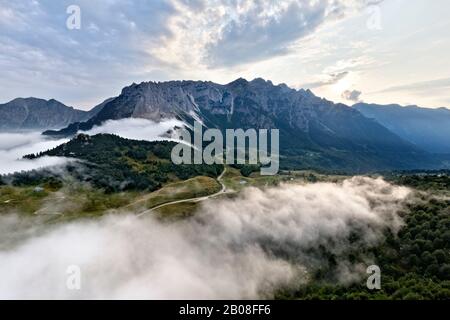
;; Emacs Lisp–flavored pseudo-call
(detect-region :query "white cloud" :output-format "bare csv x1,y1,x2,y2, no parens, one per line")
1,0,449,108
0,176,410,299
0,118,183,175
82,118,184,142
302,71,349,89
0,132,70,175
341,89,362,102
153,0,367,69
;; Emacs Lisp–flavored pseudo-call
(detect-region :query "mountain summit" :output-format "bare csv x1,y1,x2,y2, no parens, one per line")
40,78,445,171
0,97,108,130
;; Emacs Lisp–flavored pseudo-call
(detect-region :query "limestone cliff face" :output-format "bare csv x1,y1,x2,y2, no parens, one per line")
89,78,338,132
42,78,441,171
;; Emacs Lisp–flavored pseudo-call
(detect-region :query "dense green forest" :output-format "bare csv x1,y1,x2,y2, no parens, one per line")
277,174,450,300
388,171,450,191
5,134,223,192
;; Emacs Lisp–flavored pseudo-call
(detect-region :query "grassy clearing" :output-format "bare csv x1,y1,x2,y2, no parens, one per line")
0,168,349,223
143,176,221,209
222,166,293,191
0,174,221,222
131,175,223,219
153,202,199,220
150,168,350,219
0,186,49,215
0,183,140,222
221,167,348,192
47,186,139,223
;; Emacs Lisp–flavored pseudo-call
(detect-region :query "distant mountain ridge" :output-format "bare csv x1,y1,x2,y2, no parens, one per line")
354,103,450,154
0,97,108,130
43,78,445,172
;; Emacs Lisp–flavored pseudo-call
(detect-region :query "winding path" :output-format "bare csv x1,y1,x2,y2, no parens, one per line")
136,167,228,217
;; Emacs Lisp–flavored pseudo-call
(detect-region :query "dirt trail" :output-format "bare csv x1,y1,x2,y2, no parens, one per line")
136,167,228,217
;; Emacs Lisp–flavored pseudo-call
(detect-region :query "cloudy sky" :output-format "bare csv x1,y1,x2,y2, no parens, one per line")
0,0,449,109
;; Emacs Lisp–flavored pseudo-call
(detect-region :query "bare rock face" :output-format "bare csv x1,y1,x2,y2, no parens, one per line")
44,78,416,151
88,78,328,132
42,78,443,172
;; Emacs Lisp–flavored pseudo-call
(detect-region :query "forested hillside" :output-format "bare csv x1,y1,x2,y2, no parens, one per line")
7,134,223,192
277,174,450,299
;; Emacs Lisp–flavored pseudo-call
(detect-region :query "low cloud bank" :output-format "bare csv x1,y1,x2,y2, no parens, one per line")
82,118,184,142
0,132,69,175
0,118,183,175
0,177,411,299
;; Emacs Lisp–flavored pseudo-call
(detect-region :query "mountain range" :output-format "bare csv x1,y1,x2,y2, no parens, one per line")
354,103,450,154
2,78,449,172
0,97,111,130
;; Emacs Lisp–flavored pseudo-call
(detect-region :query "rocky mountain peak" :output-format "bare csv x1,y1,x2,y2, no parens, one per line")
227,77,248,86
40,77,445,171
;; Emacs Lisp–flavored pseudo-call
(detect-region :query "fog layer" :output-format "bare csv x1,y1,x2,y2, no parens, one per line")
0,177,411,299
0,132,69,175
0,118,183,175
